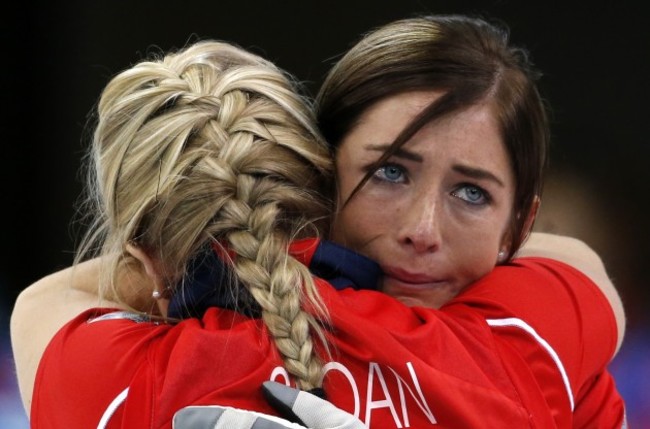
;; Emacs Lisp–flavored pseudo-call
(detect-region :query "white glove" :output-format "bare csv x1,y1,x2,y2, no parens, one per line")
172,381,366,429
172,404,308,429
262,381,366,429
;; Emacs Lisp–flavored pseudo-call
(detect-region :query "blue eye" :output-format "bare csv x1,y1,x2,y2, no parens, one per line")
374,164,406,183
452,184,489,205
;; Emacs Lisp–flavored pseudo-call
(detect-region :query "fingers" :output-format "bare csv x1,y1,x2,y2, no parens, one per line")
173,405,307,429
262,381,367,429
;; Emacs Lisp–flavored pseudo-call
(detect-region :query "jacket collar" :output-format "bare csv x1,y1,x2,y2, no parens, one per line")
167,238,380,319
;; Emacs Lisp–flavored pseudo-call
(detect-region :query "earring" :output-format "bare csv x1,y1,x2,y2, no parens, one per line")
152,290,162,300
497,250,507,263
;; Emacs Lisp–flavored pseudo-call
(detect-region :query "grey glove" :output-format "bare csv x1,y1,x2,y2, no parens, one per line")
262,381,366,429
171,382,366,429
172,404,307,429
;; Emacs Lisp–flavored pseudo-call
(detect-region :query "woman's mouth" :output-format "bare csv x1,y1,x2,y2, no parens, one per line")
382,266,447,289
380,266,462,309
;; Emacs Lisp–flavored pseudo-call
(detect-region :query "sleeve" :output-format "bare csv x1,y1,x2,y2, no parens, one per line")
572,370,627,429
30,309,168,429
445,257,624,427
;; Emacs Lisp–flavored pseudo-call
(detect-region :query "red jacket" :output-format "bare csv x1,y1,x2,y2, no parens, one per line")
32,240,624,428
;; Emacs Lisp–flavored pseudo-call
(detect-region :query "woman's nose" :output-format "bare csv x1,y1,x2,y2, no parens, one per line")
398,194,441,253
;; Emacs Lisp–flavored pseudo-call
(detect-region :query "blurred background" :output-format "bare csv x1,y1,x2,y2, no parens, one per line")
1,1,648,426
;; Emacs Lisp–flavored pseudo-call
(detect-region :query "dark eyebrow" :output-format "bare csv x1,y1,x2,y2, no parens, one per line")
365,144,423,162
453,164,505,187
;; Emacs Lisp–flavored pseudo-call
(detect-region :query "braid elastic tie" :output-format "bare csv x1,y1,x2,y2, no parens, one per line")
307,387,327,400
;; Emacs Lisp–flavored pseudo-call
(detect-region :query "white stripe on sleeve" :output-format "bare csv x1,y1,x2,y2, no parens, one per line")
486,317,575,411
97,387,129,429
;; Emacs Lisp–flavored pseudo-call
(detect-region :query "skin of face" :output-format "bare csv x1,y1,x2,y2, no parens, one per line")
332,91,516,309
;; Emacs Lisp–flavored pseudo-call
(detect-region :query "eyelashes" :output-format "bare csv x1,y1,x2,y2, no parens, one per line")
372,163,407,184
451,184,491,205
368,160,494,208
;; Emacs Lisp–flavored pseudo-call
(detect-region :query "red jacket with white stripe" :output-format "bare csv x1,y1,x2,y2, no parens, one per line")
31,240,625,428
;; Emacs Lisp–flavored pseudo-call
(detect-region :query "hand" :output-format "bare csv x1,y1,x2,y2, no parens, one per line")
172,381,367,429
262,381,367,429
172,404,309,429
171,382,367,429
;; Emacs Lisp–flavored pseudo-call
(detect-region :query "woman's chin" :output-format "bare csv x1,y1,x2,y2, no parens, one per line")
382,279,459,309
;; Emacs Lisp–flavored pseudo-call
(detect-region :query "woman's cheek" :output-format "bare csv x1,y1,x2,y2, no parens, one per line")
460,238,501,280
336,197,384,250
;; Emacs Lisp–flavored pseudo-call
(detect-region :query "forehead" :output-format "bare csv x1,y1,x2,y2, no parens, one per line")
348,90,504,152
339,90,513,183
353,91,444,136
360,90,501,132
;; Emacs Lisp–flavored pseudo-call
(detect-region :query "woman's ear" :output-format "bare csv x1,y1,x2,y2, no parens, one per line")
125,243,170,317
125,243,161,283
499,195,541,262
520,195,541,244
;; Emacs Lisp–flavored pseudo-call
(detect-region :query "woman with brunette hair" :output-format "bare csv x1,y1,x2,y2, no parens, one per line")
12,14,625,428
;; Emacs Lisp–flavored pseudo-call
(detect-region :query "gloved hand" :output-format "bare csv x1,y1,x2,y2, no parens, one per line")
172,404,308,429
171,381,366,429
262,381,366,429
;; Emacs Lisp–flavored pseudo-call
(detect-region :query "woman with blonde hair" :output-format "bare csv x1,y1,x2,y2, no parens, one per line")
12,14,625,429
14,39,339,426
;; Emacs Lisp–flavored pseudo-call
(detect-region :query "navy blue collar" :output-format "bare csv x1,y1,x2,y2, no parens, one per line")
167,240,380,319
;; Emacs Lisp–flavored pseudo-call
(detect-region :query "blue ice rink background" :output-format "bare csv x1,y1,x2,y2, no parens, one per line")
1,305,29,429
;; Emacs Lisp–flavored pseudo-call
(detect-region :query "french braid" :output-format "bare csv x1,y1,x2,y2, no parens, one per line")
79,41,333,390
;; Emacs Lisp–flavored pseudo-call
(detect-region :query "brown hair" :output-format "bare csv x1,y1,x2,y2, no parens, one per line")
317,15,549,258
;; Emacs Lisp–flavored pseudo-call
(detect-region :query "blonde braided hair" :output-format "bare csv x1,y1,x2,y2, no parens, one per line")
77,40,333,390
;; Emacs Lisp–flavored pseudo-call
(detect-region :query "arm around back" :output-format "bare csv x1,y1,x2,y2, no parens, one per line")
9,257,151,414
516,232,625,353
